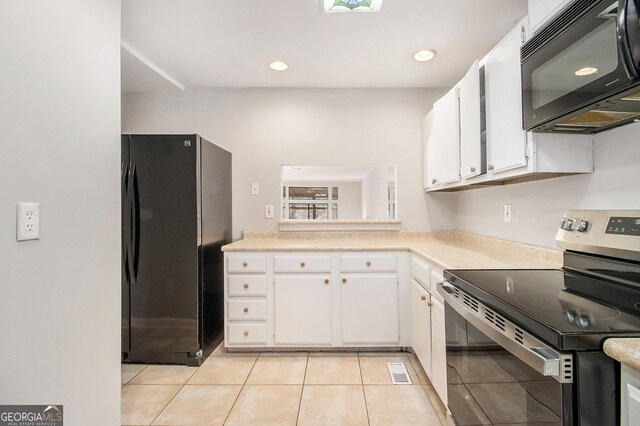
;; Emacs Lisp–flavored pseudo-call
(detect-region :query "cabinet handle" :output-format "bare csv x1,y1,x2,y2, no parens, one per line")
421,295,427,301
244,307,249,313
324,279,330,284
432,178,438,185
470,167,476,173
427,301,433,307
342,278,347,284
366,261,371,266
242,261,248,267
243,330,249,336
488,164,494,171
300,262,305,268
243,283,249,289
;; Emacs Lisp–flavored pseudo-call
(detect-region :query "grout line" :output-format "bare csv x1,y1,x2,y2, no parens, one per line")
295,352,309,425
122,363,149,386
146,365,199,426
222,352,259,425
358,353,371,426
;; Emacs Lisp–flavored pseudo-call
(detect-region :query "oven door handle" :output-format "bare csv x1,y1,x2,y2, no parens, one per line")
437,281,572,383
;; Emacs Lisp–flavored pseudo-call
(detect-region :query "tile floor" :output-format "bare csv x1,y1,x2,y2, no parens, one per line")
121,343,453,426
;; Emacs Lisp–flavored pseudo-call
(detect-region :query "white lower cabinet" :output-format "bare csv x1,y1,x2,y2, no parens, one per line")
622,365,640,426
341,274,399,345
410,256,448,407
274,275,332,346
430,296,447,407
224,251,409,349
411,280,432,377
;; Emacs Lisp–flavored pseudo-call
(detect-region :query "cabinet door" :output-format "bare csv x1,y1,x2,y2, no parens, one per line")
425,87,460,188
431,297,447,407
459,60,482,180
274,276,332,345
411,280,432,378
341,274,399,345
485,21,528,174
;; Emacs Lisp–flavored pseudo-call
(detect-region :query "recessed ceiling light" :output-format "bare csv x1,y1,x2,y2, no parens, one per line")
413,50,436,62
575,67,598,76
269,61,289,71
323,0,383,13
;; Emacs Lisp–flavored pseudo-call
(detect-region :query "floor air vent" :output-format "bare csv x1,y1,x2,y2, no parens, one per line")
387,363,413,385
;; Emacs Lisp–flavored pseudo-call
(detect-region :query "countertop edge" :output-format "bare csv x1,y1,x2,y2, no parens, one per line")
604,338,640,371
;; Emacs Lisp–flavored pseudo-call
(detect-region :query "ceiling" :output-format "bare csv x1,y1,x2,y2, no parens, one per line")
121,0,528,91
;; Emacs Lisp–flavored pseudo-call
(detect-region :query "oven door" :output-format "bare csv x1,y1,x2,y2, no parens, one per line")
522,0,640,132
438,282,572,425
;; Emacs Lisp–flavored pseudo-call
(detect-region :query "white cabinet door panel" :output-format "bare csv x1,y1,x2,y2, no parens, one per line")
341,274,399,345
431,297,447,407
411,280,432,378
425,87,460,188
486,23,528,174
274,276,332,345
459,60,482,180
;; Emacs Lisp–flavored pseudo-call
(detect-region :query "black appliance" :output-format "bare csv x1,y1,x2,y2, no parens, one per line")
439,210,640,425
121,134,232,366
522,0,640,133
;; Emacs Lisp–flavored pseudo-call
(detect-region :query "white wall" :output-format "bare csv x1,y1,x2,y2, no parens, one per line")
0,1,121,424
363,166,390,219
122,89,455,240
454,122,640,248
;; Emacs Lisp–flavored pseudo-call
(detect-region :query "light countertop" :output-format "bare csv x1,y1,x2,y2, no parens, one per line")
604,338,640,371
222,231,562,270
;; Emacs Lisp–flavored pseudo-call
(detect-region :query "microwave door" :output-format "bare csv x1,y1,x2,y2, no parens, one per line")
522,0,632,131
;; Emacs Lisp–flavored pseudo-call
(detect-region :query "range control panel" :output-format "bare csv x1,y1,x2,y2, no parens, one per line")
605,217,640,236
556,210,640,262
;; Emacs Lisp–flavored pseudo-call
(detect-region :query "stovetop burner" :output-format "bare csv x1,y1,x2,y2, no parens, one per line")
514,291,621,322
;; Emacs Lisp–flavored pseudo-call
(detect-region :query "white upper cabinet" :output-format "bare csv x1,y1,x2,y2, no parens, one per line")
424,86,460,189
528,0,573,36
485,21,528,174
459,60,482,180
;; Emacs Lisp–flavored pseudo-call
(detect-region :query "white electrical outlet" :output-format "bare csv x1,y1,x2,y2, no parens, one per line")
504,204,512,223
17,202,40,241
251,183,260,195
265,205,274,219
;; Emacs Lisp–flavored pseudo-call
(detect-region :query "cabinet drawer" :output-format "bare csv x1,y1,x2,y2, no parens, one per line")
227,255,266,273
411,257,431,290
227,323,267,345
228,275,268,296
340,254,397,272
228,299,267,321
274,255,332,273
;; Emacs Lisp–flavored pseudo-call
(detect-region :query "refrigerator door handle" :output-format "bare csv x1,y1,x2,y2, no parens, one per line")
131,162,141,283
121,161,131,285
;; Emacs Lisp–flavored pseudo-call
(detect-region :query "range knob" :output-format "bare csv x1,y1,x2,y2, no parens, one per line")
560,217,574,231
571,219,589,232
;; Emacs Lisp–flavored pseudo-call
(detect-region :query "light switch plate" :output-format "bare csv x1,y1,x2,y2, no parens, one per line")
504,204,512,223
17,202,40,241
251,183,260,195
265,204,274,219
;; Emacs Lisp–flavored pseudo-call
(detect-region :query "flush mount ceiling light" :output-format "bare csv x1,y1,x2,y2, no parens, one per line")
323,0,383,13
575,67,598,76
413,49,436,62
269,61,289,71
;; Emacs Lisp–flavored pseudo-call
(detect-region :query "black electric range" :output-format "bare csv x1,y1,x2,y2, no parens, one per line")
439,210,640,426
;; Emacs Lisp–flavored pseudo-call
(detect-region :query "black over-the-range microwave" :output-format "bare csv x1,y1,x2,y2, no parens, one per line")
522,0,640,133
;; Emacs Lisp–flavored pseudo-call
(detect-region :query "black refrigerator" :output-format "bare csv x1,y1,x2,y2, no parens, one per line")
121,134,231,366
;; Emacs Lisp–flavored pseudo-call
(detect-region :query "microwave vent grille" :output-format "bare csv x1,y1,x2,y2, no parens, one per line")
522,0,598,61
555,110,640,128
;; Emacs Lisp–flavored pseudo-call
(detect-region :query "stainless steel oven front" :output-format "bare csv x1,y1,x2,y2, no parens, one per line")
438,281,573,425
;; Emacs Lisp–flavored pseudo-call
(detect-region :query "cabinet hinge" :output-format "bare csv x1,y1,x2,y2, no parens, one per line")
524,136,529,160
521,25,526,44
